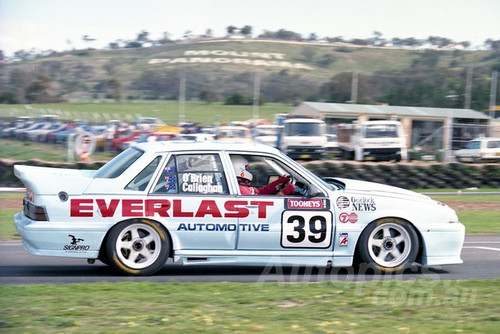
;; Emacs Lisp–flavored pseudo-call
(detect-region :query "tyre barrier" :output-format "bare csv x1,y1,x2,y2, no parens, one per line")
1,159,499,190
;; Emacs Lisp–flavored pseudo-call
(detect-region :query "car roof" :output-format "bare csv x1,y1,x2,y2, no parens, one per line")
134,140,281,155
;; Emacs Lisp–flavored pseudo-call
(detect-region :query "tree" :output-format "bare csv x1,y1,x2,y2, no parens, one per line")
241,25,252,37
308,33,318,41
224,92,252,105
316,54,336,68
158,32,172,45
199,89,218,103
136,30,150,43
226,26,237,35
82,35,96,49
202,29,213,38
26,73,57,103
321,72,353,103
372,31,385,46
301,47,316,62
108,79,122,101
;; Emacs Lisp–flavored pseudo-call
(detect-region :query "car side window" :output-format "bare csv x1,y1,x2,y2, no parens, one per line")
152,154,229,195
125,156,162,191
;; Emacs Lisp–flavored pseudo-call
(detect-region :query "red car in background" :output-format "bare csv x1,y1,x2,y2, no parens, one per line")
110,130,152,151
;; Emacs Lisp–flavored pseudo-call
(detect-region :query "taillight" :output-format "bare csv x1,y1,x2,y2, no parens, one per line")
23,198,49,221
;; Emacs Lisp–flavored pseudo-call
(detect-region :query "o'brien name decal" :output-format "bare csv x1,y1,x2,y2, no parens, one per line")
70,199,274,219
181,173,224,194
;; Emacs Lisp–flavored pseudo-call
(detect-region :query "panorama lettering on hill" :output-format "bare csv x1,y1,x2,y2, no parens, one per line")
148,50,314,70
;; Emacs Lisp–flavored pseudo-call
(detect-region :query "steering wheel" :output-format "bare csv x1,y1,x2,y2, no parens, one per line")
293,180,309,197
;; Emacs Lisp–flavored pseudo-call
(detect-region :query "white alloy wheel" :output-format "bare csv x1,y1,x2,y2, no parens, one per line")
107,220,169,275
359,218,419,272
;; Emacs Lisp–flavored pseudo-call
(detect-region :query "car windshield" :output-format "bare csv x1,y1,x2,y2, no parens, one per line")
285,122,323,136
465,141,481,149
94,147,144,178
364,124,399,138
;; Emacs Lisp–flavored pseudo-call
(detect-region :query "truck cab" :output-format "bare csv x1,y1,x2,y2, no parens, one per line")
279,118,327,160
338,120,407,161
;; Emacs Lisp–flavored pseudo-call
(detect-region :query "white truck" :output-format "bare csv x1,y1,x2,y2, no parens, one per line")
337,120,407,161
278,118,327,160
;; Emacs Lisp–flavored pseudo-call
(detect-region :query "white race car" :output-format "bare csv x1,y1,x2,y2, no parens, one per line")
14,141,465,276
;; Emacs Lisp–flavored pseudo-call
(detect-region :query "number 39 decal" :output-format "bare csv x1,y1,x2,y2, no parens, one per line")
281,211,333,248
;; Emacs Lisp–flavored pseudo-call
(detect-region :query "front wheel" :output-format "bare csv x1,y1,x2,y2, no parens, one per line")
106,219,170,276
358,218,419,272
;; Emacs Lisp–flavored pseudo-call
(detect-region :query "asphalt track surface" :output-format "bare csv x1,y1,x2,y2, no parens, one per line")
0,235,499,285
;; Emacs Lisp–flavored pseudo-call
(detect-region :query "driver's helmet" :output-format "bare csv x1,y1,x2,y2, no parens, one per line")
231,155,253,184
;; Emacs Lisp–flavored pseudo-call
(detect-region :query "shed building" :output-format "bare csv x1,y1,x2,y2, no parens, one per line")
289,102,494,160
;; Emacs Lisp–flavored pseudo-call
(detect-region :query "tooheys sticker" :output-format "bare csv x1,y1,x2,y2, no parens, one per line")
286,198,328,210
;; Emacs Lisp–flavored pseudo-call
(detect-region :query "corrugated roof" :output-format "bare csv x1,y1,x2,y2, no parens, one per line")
292,102,491,120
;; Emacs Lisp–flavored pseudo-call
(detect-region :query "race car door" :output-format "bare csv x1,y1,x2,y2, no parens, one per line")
150,153,237,250
231,153,333,251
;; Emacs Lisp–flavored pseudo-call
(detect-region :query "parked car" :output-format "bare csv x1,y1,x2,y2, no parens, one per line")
121,132,178,150
14,141,465,276
253,124,281,148
1,118,33,138
455,137,500,163
111,130,152,151
215,126,253,142
133,117,166,130
27,123,65,142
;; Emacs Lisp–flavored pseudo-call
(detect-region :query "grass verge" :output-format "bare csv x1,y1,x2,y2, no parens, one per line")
1,279,499,333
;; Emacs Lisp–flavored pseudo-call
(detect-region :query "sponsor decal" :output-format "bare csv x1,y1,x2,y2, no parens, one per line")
63,234,90,252
181,173,224,194
177,223,269,232
336,196,350,209
286,198,328,210
351,197,376,211
70,199,274,219
339,212,358,224
339,233,348,247
281,211,333,249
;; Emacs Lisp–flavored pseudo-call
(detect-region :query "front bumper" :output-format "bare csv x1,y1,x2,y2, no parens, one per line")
419,222,466,266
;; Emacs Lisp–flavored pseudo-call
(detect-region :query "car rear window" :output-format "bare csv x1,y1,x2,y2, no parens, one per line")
94,147,144,178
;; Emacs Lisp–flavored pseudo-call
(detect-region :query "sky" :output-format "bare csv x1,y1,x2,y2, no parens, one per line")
1,0,499,56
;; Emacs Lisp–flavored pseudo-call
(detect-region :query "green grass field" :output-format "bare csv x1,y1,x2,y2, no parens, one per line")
1,101,292,126
0,279,499,333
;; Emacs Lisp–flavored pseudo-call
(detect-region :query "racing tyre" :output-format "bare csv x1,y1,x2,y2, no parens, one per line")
106,219,170,276
358,218,419,273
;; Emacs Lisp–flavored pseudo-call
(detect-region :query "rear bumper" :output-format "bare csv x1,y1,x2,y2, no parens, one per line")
14,212,108,259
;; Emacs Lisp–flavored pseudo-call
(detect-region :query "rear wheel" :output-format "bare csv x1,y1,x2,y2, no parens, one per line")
358,218,419,272
106,219,169,276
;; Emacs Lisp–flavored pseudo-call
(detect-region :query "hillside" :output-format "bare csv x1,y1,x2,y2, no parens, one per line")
1,39,499,109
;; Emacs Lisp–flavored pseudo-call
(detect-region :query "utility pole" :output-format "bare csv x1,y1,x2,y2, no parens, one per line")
252,72,261,120
464,65,473,109
178,72,186,124
490,70,498,118
351,71,358,104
